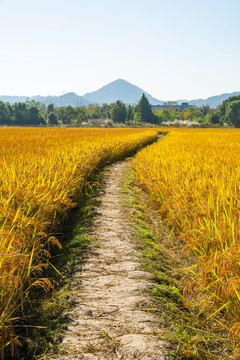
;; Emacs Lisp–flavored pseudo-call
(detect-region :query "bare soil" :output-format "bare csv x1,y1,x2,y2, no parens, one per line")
49,162,168,360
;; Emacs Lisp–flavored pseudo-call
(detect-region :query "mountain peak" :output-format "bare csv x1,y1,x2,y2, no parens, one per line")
84,79,162,105
113,78,127,82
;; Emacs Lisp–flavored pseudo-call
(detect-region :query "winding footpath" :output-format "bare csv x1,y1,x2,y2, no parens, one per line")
50,162,168,360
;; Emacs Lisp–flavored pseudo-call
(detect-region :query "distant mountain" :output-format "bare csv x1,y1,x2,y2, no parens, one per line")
32,93,91,107
0,79,162,106
178,91,240,108
1,81,239,109
84,79,163,105
0,93,91,107
0,95,28,104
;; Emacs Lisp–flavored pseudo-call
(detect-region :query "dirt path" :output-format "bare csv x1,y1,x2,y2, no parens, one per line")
50,162,168,359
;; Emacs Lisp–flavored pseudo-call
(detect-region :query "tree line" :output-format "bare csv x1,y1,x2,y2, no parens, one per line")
0,94,240,127
152,95,240,127
0,94,157,126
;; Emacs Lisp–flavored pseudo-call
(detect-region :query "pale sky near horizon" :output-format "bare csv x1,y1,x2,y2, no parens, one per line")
0,0,239,101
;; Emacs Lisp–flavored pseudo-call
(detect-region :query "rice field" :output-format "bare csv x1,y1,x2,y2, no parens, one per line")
132,128,240,349
3,126,240,355
0,127,158,356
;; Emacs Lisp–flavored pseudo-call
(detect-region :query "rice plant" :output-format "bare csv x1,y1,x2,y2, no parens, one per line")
132,128,240,352
0,126,158,357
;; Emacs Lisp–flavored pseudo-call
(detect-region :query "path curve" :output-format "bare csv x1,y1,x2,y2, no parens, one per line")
51,162,167,360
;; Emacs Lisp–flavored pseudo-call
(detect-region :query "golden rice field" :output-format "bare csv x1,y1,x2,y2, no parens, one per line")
132,128,240,348
0,127,158,355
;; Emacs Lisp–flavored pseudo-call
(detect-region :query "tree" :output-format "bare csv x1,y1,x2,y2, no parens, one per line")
48,112,58,125
205,110,221,125
0,102,13,125
161,109,172,122
73,108,87,125
111,101,127,123
13,103,28,125
199,105,210,117
28,106,46,125
126,105,134,122
47,104,54,114
218,95,240,118
102,103,112,119
133,112,141,124
58,106,75,124
136,94,156,123
226,100,240,127
217,95,240,126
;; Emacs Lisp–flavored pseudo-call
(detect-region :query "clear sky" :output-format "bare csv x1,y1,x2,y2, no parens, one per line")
0,0,240,100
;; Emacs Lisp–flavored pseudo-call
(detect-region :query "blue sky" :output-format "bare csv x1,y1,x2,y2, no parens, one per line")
0,0,240,100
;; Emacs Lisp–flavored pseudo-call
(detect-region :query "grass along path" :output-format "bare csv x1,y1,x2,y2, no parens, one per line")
46,162,168,360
